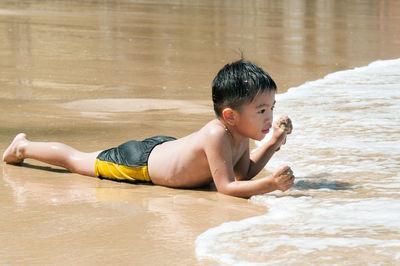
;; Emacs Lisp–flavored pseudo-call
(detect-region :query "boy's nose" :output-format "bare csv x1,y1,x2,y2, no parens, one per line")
266,113,273,123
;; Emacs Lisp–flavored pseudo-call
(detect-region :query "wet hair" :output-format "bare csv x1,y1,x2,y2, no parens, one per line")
212,60,277,117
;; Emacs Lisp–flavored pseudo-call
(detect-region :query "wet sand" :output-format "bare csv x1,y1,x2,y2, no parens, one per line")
1,0,399,264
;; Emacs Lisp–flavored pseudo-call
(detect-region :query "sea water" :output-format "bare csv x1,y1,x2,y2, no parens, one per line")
195,59,400,265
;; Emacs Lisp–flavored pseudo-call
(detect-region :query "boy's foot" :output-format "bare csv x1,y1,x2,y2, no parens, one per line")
2,133,28,164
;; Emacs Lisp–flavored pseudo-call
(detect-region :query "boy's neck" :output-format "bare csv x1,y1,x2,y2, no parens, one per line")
223,123,233,137
217,118,248,145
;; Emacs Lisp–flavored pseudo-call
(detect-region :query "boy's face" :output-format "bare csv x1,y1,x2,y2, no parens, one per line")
234,91,275,141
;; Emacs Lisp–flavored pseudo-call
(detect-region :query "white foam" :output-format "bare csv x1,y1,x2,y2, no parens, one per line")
196,196,400,264
196,59,400,264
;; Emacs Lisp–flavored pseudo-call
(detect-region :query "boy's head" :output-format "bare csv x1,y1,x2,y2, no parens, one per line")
212,60,277,117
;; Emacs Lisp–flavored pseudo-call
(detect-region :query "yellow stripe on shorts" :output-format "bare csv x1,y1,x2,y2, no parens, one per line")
94,159,151,182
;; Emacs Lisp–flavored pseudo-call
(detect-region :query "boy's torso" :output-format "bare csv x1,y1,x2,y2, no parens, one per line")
148,119,249,188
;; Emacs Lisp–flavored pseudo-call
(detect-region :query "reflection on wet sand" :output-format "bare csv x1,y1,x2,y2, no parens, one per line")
2,0,399,102
60,98,212,115
1,0,400,264
2,164,265,264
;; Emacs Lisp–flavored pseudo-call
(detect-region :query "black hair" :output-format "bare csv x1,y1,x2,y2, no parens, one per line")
212,60,277,117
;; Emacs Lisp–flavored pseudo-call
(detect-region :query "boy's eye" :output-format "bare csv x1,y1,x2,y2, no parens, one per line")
271,105,275,111
258,109,266,114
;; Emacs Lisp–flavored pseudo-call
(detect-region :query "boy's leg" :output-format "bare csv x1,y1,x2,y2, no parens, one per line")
2,133,101,177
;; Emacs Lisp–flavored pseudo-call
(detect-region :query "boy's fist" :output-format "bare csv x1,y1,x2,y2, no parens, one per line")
273,116,293,151
278,115,293,134
273,166,295,192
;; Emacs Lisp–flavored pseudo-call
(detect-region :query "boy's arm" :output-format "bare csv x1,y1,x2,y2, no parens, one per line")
248,133,285,178
223,166,294,198
205,129,293,198
235,116,291,180
234,138,280,181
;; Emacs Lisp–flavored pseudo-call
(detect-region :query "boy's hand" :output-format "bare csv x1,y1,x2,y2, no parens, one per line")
272,115,293,151
272,165,295,192
278,115,293,134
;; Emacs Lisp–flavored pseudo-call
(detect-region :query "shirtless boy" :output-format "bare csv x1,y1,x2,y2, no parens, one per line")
2,60,294,198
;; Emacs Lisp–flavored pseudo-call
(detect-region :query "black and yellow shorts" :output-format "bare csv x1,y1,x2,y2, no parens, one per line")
94,136,176,183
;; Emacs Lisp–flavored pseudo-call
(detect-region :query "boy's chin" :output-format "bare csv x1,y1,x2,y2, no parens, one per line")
252,135,266,141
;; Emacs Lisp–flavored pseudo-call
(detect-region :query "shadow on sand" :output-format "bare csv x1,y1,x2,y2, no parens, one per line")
19,162,71,173
293,173,354,191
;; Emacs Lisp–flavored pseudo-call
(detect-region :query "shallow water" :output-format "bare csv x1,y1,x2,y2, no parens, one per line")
1,0,400,265
196,59,400,265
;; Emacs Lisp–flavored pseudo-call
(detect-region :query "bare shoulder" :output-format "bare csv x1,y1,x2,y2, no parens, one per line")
201,120,250,173
199,119,228,138
197,119,230,147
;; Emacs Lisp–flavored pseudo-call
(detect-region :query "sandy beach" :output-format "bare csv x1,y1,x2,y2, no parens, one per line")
1,0,399,264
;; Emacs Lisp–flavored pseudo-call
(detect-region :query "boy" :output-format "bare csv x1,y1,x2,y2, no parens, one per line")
2,60,294,198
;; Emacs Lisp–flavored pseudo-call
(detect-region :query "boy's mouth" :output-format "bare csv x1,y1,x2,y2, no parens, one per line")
262,125,272,134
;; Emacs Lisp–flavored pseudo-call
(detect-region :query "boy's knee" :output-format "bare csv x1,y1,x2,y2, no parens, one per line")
67,152,96,176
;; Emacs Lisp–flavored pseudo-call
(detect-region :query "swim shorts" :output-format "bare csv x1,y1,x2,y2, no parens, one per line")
94,136,176,183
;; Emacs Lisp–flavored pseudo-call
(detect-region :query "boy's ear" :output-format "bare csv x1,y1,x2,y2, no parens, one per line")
221,107,237,126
